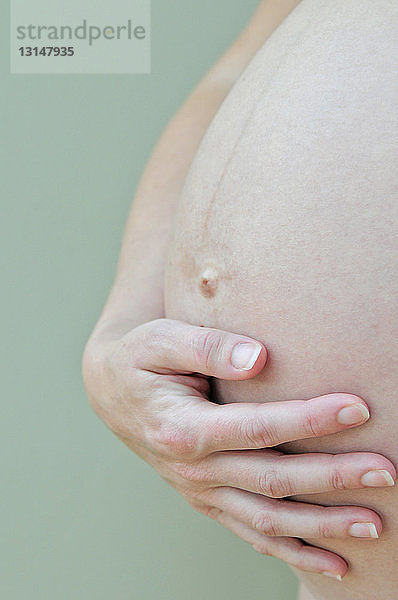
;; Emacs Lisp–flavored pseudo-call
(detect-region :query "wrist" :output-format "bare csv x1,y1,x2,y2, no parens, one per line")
90,277,165,342
91,314,160,343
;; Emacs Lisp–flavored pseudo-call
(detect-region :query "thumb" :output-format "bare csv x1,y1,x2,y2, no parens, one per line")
129,318,267,379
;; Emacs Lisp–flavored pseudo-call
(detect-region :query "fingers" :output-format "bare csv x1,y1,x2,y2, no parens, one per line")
204,507,348,579
127,318,267,378
120,319,378,458
204,449,396,497
203,487,383,540
182,393,374,454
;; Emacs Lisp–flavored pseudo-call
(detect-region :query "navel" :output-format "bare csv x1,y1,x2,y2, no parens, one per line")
199,266,219,298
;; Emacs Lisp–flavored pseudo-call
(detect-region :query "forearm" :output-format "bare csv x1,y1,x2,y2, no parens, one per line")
88,0,296,340
90,83,231,338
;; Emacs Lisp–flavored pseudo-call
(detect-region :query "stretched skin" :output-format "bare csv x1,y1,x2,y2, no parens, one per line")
164,1,398,599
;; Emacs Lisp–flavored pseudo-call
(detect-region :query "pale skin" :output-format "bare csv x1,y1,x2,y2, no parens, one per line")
82,0,397,596
164,1,398,598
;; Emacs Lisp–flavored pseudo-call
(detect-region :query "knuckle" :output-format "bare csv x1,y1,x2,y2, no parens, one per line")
240,415,277,449
302,409,324,438
191,330,224,372
257,470,292,499
317,519,335,539
133,318,176,364
251,510,278,536
252,540,272,557
143,372,167,398
153,423,200,459
144,320,171,354
329,460,349,491
171,460,207,485
201,505,223,521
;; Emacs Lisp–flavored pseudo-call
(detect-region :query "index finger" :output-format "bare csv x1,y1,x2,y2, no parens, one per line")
185,393,372,454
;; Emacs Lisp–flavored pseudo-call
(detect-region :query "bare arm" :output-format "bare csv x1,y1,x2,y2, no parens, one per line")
81,1,397,579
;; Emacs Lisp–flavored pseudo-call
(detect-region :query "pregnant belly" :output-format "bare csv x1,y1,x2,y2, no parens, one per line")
164,2,398,599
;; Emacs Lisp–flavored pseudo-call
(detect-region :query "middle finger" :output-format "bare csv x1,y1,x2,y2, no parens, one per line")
204,449,396,497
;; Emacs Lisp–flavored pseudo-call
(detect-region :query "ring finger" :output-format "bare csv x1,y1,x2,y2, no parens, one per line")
203,486,382,540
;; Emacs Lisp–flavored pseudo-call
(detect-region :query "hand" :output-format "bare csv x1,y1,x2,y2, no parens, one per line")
82,318,396,580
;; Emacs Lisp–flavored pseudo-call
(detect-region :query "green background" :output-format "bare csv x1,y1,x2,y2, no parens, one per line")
1,1,298,598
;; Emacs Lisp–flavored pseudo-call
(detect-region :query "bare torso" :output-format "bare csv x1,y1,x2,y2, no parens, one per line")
164,1,398,598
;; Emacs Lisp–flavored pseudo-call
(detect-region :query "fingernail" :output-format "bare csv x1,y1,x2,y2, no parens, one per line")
361,469,395,487
337,403,370,425
231,343,262,370
349,522,379,538
322,572,343,581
